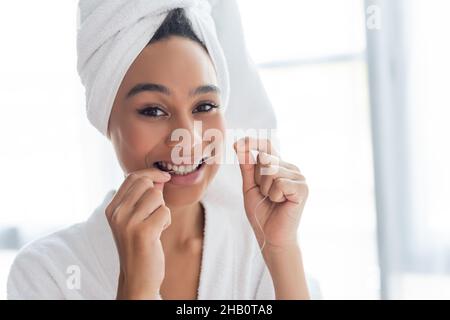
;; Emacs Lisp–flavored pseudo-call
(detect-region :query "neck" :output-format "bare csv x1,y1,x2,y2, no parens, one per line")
161,200,204,249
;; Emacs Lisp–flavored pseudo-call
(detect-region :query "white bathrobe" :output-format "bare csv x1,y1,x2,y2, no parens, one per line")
6,169,277,300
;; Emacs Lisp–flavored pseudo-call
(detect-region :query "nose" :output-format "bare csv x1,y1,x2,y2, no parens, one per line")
166,115,203,162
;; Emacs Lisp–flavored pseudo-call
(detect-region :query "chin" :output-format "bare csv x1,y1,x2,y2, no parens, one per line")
162,163,219,207
163,187,204,208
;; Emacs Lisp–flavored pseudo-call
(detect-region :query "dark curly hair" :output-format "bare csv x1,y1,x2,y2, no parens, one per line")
148,8,207,52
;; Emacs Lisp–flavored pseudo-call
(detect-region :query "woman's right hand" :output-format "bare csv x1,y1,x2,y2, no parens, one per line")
105,168,172,300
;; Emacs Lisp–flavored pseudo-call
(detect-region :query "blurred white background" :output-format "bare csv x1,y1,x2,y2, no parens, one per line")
0,0,449,299
238,0,378,299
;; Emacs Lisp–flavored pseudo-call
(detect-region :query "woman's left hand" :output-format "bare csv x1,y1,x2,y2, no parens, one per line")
233,137,308,251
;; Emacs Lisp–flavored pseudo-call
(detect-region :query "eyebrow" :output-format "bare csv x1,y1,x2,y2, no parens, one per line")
126,83,220,99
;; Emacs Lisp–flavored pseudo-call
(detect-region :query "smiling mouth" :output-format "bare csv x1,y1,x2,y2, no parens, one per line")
153,157,208,175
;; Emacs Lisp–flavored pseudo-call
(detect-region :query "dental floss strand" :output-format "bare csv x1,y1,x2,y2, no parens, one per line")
243,148,270,262
252,194,269,262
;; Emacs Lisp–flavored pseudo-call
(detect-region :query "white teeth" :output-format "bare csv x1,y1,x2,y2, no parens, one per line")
157,160,204,175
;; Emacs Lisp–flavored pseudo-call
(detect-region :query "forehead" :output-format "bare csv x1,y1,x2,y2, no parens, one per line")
122,36,218,92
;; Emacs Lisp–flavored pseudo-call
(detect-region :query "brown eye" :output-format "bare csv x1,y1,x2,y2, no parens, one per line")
193,103,219,114
138,106,167,117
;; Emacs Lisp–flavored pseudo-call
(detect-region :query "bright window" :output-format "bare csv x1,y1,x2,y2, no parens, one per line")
238,0,379,299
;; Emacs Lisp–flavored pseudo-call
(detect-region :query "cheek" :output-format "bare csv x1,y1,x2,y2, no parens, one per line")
203,113,226,136
201,114,226,155
112,115,166,172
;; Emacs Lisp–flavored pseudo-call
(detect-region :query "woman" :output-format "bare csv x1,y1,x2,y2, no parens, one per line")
7,1,310,300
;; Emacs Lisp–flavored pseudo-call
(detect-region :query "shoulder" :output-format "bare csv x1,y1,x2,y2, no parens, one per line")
12,220,88,266
7,189,117,300
6,221,88,299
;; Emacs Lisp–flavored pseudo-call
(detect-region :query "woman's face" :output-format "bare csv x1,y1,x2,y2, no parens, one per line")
108,36,225,207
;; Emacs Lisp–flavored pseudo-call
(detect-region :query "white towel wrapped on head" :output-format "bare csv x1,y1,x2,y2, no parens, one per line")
77,0,230,137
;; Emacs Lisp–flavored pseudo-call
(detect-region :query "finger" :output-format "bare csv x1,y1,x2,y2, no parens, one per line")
257,152,301,174
267,178,287,203
257,165,305,197
233,137,279,195
130,188,165,223
233,137,257,194
105,173,140,222
105,168,171,221
255,152,281,184
112,176,161,225
244,137,279,156
280,161,301,173
257,151,279,167
139,205,172,239
268,178,308,204
133,167,172,185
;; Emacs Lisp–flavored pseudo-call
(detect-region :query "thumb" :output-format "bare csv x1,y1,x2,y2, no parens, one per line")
154,181,167,192
233,138,257,194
